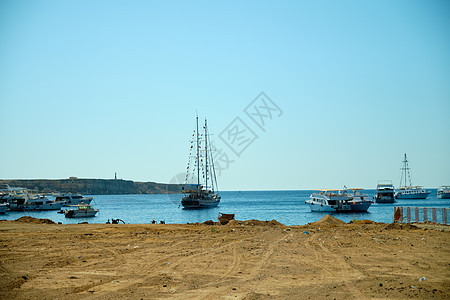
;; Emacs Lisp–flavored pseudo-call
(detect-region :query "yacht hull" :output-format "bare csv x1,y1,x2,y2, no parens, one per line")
181,198,220,209
395,191,430,199
64,210,98,218
22,203,63,211
307,203,335,212
335,202,372,212
307,200,371,212
375,198,395,203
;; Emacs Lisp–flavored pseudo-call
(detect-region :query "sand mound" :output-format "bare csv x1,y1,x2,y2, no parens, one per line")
349,219,375,225
311,215,346,226
385,223,418,230
226,219,240,226
203,220,216,225
14,216,56,224
226,219,284,227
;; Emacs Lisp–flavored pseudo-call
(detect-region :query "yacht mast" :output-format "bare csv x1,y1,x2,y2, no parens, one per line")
210,139,218,193
400,153,412,188
205,119,208,190
196,116,200,187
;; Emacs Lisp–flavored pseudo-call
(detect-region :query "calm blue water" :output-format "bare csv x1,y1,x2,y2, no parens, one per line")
1,190,449,225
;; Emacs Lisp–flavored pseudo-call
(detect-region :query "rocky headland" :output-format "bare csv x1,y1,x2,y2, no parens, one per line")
0,178,183,195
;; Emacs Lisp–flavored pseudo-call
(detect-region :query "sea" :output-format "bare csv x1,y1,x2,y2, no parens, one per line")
1,190,449,226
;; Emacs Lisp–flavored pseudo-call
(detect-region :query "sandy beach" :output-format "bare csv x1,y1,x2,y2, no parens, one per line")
1,216,449,299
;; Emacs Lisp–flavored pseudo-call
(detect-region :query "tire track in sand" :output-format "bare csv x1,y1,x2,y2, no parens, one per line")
302,232,367,299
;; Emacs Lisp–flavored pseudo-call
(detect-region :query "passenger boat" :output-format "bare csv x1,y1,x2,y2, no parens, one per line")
306,188,372,212
0,184,10,213
21,195,63,211
0,184,10,199
374,181,395,203
181,116,221,209
394,153,430,199
6,189,40,211
64,204,99,218
55,193,93,206
0,203,7,214
437,186,450,199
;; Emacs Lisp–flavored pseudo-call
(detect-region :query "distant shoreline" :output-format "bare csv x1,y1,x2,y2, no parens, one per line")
0,178,183,195
0,179,440,194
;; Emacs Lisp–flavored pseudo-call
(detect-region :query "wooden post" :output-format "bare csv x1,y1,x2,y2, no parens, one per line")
443,208,447,225
432,208,437,223
407,207,411,223
415,207,419,222
423,207,427,223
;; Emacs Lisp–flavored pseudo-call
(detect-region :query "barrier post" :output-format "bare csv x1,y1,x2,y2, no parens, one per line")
423,208,427,223
415,207,419,222
407,207,411,223
443,208,447,225
432,208,437,223
393,207,401,223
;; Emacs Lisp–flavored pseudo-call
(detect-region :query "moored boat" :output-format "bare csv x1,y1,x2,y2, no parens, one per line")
21,195,63,211
0,203,8,214
6,189,34,211
55,193,93,206
306,188,372,212
394,153,430,199
437,186,450,199
374,181,395,203
395,186,431,199
64,204,99,218
181,116,221,209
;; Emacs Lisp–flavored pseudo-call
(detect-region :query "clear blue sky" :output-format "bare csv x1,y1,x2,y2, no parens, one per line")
1,0,449,190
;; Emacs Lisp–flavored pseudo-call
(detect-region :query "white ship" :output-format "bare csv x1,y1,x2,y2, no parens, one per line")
394,153,430,199
21,195,63,211
374,181,395,203
64,204,99,218
306,188,372,212
437,186,450,199
55,193,93,206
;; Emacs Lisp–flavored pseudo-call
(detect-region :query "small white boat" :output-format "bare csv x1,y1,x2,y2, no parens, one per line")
55,193,93,206
306,188,372,212
395,154,430,199
22,195,63,211
437,186,450,199
374,181,395,203
64,204,99,218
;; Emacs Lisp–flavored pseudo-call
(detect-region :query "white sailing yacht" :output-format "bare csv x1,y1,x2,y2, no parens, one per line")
181,117,221,209
394,153,430,199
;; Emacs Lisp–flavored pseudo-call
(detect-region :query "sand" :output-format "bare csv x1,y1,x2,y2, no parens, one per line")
0,216,449,299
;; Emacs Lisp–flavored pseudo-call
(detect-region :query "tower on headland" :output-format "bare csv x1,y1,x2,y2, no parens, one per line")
115,173,117,180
